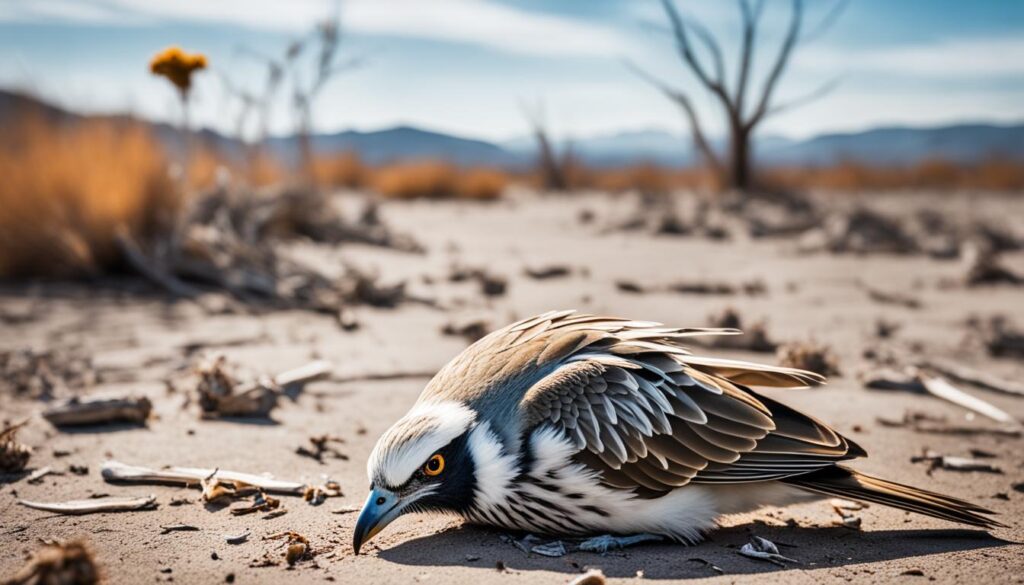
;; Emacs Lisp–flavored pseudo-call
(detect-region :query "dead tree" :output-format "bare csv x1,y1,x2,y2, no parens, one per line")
232,46,286,149
287,13,364,183
522,101,572,192
631,0,845,192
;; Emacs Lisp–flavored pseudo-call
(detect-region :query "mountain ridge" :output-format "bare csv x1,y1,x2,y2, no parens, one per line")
3,89,1021,167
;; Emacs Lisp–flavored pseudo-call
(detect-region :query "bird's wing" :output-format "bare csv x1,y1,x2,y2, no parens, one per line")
515,311,863,495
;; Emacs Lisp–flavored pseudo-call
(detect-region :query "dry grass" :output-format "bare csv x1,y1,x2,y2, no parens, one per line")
0,113,178,277
763,158,1024,192
312,151,367,189
539,158,1024,194
588,164,720,194
370,160,508,200
190,147,284,189
454,167,510,200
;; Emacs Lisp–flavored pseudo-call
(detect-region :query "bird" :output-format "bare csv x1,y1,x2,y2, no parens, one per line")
353,310,1003,554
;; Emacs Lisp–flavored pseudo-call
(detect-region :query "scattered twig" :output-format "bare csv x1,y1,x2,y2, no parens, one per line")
303,480,342,506
101,460,306,495
0,421,32,472
524,265,573,280
918,374,1017,426
876,411,1021,438
161,524,200,534
916,358,1024,398
296,434,347,463
42,396,152,427
865,368,1018,426
224,529,251,544
911,449,1003,474
864,286,922,309
27,466,60,484
194,357,330,418
18,495,157,515
231,491,280,515
616,279,765,297
442,318,492,344
777,341,841,376
702,308,777,352
267,531,311,566
448,264,507,297
4,539,99,585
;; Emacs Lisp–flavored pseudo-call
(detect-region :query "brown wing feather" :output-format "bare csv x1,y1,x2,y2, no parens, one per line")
512,311,862,496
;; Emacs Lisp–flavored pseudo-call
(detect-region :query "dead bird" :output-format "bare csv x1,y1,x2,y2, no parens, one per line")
353,311,1004,554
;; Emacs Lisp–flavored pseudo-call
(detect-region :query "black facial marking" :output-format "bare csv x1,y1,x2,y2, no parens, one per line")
411,432,476,514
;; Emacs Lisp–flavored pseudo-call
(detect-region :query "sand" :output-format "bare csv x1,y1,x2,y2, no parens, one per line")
2,191,1023,584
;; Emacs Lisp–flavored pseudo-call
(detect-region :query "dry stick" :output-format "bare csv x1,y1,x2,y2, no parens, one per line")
875,416,1022,438
275,360,333,387
101,460,305,495
917,358,1024,398
917,374,1017,426
114,228,199,299
42,396,153,427
18,495,157,515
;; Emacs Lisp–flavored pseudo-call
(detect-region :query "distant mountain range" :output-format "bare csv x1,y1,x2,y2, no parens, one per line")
4,89,1022,167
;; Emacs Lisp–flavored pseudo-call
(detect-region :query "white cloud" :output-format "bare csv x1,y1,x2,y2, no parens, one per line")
0,0,150,25
0,0,630,57
799,36,1024,79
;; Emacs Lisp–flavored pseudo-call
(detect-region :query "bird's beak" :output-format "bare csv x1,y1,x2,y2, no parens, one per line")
353,487,405,555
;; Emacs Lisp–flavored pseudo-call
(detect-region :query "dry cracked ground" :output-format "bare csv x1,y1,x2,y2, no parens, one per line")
2,191,1023,584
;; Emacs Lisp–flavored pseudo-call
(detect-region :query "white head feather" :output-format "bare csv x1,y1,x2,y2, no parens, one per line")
367,400,476,488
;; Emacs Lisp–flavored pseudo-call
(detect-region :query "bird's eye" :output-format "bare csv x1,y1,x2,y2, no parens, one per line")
423,454,445,476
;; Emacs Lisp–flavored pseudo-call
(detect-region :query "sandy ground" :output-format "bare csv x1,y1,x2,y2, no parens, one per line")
2,191,1023,584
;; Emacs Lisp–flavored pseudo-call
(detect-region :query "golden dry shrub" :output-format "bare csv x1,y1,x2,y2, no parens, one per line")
971,158,1024,191
763,157,1024,192
910,158,961,189
150,46,207,94
370,160,459,199
454,167,509,200
593,163,672,195
244,150,286,187
188,144,226,189
0,114,178,277
312,151,367,189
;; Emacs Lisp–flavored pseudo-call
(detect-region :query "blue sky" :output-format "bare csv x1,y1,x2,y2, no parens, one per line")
1,0,1022,142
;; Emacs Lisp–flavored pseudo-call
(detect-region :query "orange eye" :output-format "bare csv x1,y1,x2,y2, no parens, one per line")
424,454,445,476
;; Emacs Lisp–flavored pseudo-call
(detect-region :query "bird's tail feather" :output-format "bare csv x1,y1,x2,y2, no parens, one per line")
782,465,1005,529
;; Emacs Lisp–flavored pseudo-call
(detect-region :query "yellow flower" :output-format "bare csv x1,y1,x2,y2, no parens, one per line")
150,47,208,94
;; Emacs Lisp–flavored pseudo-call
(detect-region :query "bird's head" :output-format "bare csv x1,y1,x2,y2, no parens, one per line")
353,400,480,554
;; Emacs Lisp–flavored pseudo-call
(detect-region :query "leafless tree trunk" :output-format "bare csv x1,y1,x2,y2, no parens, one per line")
631,0,845,193
287,16,364,184
522,101,571,192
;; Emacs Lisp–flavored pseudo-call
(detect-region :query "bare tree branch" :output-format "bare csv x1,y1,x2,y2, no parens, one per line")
763,76,841,118
733,0,764,116
218,71,258,141
636,16,725,85
659,0,731,107
746,0,804,129
625,60,723,172
802,0,849,43
685,18,727,88
635,0,845,191
520,99,570,191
